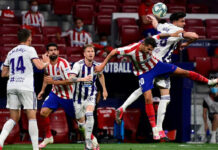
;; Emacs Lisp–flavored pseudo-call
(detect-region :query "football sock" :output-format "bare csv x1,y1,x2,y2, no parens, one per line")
44,117,52,138
0,119,16,147
85,112,94,140
29,119,39,150
157,95,170,131
122,88,142,111
145,104,156,128
188,71,208,83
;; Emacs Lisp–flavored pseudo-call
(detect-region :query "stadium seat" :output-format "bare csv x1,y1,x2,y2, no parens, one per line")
32,35,44,44
0,109,20,144
187,4,209,13
122,0,141,4
99,0,119,4
0,17,18,24
2,24,20,27
167,5,186,13
185,27,206,39
0,36,19,46
187,47,208,62
98,4,119,15
96,14,112,35
53,0,72,15
121,25,140,46
0,26,19,35
37,0,50,4
66,47,83,56
33,44,46,54
123,108,141,142
195,57,211,77
47,37,66,45
205,19,218,27
211,57,218,72
74,4,94,25
97,107,116,136
76,0,96,3
49,109,69,143
68,54,84,62
185,19,204,27
169,0,187,5
206,27,218,40
42,26,61,36
0,46,13,61
121,4,139,13
117,18,137,32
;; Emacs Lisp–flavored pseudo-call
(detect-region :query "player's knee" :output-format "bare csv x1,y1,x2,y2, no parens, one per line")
40,109,49,118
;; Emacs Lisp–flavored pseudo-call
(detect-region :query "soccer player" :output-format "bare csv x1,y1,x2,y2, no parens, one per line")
0,29,49,150
95,35,218,140
115,12,200,140
37,43,92,148
70,44,107,150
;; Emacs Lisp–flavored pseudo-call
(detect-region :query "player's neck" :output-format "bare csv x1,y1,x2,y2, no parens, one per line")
20,42,29,46
50,58,58,65
84,58,93,67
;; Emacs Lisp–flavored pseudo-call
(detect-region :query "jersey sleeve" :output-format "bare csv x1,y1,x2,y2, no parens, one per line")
86,32,93,44
3,53,10,67
61,30,72,37
152,35,161,42
70,62,80,75
40,13,45,27
29,47,39,60
203,100,209,109
22,13,28,25
117,43,138,56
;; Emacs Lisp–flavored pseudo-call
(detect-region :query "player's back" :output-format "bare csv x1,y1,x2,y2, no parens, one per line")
4,44,38,92
152,23,183,63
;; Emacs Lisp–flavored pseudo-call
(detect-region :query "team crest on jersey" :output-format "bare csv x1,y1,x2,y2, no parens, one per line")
56,67,60,74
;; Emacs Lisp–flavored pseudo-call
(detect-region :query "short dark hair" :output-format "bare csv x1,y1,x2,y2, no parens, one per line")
143,37,157,48
83,44,94,52
17,29,31,43
46,43,58,51
170,12,186,23
74,17,83,22
29,0,38,5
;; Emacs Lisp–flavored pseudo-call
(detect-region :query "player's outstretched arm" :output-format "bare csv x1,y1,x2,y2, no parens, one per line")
98,73,108,100
95,49,118,73
32,54,50,70
158,30,184,39
37,75,48,100
146,15,158,29
180,32,199,50
1,66,9,77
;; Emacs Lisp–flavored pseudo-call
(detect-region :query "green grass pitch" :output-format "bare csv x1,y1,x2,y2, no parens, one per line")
3,143,218,150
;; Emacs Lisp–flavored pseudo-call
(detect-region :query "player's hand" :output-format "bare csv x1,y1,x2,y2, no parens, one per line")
146,15,156,22
44,76,54,84
180,42,189,50
42,53,50,64
83,74,92,82
170,30,184,37
95,65,104,73
37,91,44,100
102,90,108,100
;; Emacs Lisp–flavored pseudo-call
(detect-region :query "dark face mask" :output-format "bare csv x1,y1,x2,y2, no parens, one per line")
49,55,58,61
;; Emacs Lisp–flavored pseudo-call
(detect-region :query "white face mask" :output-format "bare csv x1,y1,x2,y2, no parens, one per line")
31,6,38,12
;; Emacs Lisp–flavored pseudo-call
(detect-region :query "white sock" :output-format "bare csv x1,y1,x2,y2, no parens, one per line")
28,119,39,150
156,95,170,131
85,112,94,140
122,88,142,111
211,131,216,139
0,119,16,147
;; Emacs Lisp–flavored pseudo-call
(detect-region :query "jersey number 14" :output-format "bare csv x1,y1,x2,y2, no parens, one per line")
10,56,26,74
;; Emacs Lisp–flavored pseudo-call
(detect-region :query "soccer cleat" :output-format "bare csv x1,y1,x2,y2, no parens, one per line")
152,127,160,140
115,107,124,125
92,136,99,150
0,145,2,150
210,137,216,144
39,136,54,148
84,139,93,150
93,144,100,150
159,130,170,142
208,78,218,86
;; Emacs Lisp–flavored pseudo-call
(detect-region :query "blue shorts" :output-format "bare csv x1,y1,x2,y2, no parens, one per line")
138,61,177,93
42,92,75,118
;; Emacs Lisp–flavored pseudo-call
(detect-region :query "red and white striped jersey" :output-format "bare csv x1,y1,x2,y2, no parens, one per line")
117,42,159,76
45,57,73,99
61,29,92,47
22,11,44,27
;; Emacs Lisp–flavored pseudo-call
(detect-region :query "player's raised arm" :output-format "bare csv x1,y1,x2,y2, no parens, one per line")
155,30,184,39
32,54,50,70
179,32,199,50
146,15,158,29
98,73,108,100
95,49,118,72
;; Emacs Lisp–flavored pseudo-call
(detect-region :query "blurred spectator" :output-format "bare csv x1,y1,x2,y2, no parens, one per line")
1,6,15,18
202,85,218,143
93,34,113,58
59,18,92,47
138,0,158,37
22,0,44,27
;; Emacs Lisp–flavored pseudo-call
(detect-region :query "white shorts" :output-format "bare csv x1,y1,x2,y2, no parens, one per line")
6,89,37,110
74,96,96,119
154,76,171,89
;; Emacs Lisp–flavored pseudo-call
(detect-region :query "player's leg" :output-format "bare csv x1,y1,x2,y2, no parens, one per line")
143,90,160,140
210,114,218,143
0,90,21,148
172,67,218,86
116,88,142,124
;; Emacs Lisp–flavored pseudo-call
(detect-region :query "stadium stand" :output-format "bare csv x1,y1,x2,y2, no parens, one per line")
187,47,208,62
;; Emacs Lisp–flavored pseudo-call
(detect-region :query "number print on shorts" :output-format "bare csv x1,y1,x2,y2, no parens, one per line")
139,78,145,86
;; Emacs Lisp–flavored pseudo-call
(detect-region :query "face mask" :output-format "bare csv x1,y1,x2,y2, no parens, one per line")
75,27,83,32
99,41,108,47
210,87,218,94
31,6,38,12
